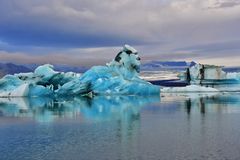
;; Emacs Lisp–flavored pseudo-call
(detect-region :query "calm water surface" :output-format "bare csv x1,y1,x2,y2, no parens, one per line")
1,93,240,160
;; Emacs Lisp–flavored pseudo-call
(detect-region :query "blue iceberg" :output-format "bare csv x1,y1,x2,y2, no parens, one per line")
0,45,160,97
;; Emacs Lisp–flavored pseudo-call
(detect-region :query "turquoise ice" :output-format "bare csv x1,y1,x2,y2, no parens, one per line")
0,45,160,97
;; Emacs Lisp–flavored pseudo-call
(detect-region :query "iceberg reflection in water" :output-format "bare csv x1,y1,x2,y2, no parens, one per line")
0,95,160,122
1,93,240,160
161,92,240,114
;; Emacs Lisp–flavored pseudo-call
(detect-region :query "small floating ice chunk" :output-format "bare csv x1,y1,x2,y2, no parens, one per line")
161,85,219,93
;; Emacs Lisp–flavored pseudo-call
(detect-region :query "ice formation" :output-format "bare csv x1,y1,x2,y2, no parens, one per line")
0,45,160,97
179,63,240,84
161,85,219,93
178,63,240,91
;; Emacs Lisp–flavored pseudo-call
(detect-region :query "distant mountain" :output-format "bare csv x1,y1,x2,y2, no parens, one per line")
25,64,89,73
223,67,240,73
0,62,89,77
0,63,32,77
141,61,196,71
0,61,198,77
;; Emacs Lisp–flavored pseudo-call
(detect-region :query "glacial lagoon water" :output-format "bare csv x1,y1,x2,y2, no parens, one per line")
1,93,240,160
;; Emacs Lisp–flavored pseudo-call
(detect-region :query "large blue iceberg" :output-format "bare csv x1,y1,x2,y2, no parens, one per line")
0,45,160,97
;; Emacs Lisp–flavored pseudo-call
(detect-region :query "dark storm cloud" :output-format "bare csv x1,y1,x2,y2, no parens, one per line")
0,24,143,48
0,0,149,48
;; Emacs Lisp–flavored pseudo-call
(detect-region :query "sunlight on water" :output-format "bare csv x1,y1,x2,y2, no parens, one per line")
1,93,240,160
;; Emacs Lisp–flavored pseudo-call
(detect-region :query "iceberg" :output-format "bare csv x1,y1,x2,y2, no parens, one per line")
161,85,219,93
179,63,240,84
178,63,240,91
0,45,160,97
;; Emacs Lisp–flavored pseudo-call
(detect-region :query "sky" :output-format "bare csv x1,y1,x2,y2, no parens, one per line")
0,0,240,67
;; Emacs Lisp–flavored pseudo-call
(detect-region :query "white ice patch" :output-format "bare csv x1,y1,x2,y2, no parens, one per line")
123,44,137,54
226,72,240,80
161,85,219,93
0,83,29,97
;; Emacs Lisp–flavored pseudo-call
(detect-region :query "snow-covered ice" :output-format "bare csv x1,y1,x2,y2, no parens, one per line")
178,63,240,91
161,85,219,93
180,63,240,83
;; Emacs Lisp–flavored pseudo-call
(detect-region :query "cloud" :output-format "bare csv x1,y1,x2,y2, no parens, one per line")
1,0,239,47
207,0,240,9
0,46,122,66
0,0,151,47
175,40,240,53
0,0,240,66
